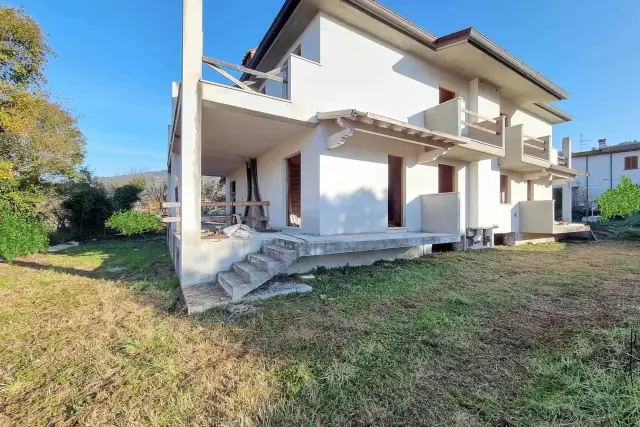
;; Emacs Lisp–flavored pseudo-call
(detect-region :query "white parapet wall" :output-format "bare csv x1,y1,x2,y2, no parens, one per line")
519,200,554,234
421,192,461,235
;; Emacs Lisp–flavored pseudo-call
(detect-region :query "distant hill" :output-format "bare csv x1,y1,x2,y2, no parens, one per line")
97,170,168,187
97,171,218,187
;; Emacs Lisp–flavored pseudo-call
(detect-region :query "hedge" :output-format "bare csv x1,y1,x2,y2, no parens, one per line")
0,210,49,262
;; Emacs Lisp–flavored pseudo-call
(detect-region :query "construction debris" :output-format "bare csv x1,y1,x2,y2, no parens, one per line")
222,224,255,239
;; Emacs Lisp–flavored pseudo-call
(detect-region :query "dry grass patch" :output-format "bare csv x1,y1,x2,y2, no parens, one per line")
1,239,639,426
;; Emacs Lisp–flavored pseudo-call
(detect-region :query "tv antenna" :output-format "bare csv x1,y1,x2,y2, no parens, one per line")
579,133,590,151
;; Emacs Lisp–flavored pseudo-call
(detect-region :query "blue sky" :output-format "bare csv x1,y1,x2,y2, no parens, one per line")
7,0,639,176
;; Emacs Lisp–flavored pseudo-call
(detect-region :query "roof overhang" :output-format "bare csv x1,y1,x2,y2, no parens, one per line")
246,0,570,106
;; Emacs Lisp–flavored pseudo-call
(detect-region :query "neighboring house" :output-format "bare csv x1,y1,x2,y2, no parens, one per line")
166,0,588,312
572,139,640,202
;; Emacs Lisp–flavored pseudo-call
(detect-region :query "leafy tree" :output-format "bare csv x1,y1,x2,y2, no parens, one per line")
61,169,112,238
111,177,146,211
596,176,640,220
0,6,85,218
0,6,53,88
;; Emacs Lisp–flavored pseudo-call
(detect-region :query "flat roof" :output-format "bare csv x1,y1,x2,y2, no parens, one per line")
573,142,640,157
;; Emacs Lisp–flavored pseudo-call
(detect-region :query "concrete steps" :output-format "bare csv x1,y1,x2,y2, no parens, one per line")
216,238,300,300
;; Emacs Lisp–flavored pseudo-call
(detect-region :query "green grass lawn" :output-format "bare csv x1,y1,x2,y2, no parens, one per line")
1,239,639,426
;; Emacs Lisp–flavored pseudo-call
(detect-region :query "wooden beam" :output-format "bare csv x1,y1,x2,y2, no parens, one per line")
202,201,271,207
162,202,181,208
523,141,545,151
461,108,497,124
523,134,545,144
202,56,284,82
163,217,181,223
463,121,498,135
206,63,256,92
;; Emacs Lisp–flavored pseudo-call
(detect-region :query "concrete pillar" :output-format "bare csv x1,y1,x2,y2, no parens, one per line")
469,158,500,228
179,0,203,285
562,137,572,222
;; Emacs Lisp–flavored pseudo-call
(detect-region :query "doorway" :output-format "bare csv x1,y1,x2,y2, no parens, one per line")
286,153,301,227
438,164,455,193
388,155,403,227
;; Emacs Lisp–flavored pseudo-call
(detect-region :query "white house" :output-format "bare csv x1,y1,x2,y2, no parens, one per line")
166,0,589,313
572,140,640,202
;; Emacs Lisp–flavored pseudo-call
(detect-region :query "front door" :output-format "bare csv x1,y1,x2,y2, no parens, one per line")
286,153,301,227
388,155,403,227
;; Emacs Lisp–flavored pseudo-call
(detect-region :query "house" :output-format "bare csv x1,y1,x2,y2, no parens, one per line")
165,0,589,313
571,139,640,202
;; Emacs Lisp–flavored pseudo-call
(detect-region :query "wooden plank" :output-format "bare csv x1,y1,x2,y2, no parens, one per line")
202,56,284,82
206,63,255,92
461,108,497,124
163,217,181,223
523,134,545,144
463,121,498,135
523,142,545,151
162,202,181,208
201,201,270,207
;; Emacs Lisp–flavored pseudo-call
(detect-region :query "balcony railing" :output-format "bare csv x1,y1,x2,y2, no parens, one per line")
520,200,590,234
501,124,551,170
202,56,287,98
424,98,505,149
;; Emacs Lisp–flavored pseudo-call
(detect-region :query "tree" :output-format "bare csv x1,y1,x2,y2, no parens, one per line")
111,177,146,211
0,6,53,88
596,177,640,220
0,6,85,218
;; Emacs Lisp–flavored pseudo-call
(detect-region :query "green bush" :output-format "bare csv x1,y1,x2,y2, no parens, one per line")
0,210,49,262
596,176,640,220
105,210,162,236
111,177,146,212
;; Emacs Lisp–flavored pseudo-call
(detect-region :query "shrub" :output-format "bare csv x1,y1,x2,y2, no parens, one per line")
105,210,162,236
62,180,113,238
111,177,146,212
0,209,48,262
596,176,640,220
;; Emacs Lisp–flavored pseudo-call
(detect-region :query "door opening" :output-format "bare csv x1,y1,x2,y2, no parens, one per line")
388,155,403,227
286,153,302,227
439,87,456,104
438,164,455,193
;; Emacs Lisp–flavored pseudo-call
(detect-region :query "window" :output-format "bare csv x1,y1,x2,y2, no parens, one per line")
500,174,509,204
527,180,533,201
624,156,638,170
439,87,456,104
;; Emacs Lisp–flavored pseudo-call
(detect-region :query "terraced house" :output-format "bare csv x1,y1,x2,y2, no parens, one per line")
166,0,589,312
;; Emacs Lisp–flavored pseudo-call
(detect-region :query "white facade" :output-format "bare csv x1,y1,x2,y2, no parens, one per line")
167,0,587,297
225,12,561,239
572,147,640,201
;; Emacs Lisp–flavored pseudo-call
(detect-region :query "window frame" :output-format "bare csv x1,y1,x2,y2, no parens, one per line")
624,155,638,170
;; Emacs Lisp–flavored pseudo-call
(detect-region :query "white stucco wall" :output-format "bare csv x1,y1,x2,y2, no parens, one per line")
501,99,553,143
220,12,561,239
572,150,640,201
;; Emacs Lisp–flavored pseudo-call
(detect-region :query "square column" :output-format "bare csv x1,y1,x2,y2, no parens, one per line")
179,0,203,285
469,158,500,228
561,137,572,222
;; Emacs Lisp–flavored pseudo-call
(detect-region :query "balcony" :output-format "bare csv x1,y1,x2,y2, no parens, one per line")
519,200,590,234
424,97,505,161
499,124,551,172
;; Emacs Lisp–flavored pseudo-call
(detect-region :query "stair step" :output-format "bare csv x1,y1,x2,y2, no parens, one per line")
247,253,285,276
262,245,299,263
273,238,301,250
232,261,269,285
217,271,257,300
